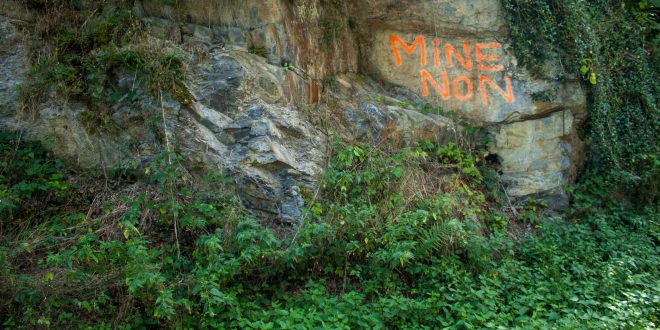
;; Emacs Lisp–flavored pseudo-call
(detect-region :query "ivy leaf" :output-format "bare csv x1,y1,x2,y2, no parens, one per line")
580,65,589,75
44,272,54,282
108,92,124,102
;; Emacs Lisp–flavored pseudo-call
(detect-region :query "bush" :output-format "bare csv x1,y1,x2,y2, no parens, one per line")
1,134,657,328
0,132,68,221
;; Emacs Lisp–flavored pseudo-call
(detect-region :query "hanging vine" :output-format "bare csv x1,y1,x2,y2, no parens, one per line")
501,0,659,205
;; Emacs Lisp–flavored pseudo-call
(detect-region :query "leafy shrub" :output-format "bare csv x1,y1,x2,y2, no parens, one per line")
0,133,657,328
0,132,68,220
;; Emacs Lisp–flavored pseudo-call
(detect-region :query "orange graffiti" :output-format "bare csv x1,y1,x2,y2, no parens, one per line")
445,42,472,71
479,75,514,105
476,43,504,72
389,34,515,105
390,34,426,67
433,38,441,68
452,75,474,101
421,69,450,100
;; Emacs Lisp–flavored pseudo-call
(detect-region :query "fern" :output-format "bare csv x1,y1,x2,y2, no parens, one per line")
415,220,465,259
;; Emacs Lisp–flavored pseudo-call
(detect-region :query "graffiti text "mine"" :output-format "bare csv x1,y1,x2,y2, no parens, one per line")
390,34,514,105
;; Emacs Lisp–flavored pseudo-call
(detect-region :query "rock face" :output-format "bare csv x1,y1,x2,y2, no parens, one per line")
491,110,583,209
345,0,586,209
0,0,587,218
0,15,26,119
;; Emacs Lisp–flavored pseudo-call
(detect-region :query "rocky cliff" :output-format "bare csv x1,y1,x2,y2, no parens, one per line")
0,0,586,220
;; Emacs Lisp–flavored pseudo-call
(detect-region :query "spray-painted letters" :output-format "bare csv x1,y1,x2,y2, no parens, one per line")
390,34,514,105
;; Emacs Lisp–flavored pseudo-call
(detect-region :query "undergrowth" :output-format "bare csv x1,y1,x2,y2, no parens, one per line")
1,132,657,328
0,1,658,328
19,0,190,114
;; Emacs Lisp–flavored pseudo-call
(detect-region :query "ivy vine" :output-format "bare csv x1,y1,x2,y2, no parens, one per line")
501,0,659,205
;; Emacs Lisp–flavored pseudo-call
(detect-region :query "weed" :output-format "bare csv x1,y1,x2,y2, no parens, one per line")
248,43,268,58
20,2,187,116
323,75,338,91
0,133,657,328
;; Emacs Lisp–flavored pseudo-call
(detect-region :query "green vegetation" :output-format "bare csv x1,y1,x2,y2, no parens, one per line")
501,0,659,205
1,132,658,328
319,0,348,45
0,132,69,221
0,1,657,328
248,44,268,58
323,75,338,91
20,1,188,111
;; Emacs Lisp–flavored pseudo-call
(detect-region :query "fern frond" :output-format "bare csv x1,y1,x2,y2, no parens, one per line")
415,220,465,259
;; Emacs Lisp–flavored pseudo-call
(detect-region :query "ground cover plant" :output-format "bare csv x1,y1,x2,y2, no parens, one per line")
0,132,658,328
0,0,658,328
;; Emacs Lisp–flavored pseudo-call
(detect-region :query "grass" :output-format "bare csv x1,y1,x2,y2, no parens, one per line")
19,1,188,116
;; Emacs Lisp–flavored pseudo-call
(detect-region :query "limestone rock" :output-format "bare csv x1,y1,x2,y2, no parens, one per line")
0,0,589,216
0,16,26,118
326,74,462,145
344,0,587,207
490,110,583,209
